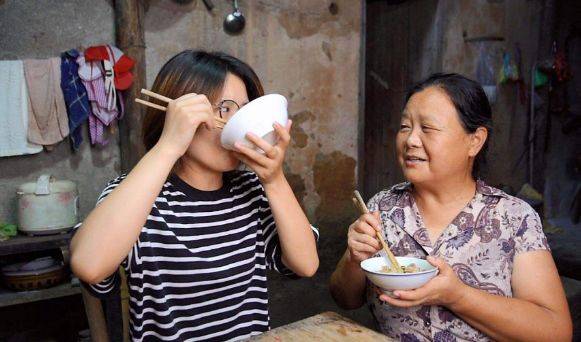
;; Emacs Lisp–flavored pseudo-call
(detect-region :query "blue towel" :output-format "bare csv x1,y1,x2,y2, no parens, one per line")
60,49,91,150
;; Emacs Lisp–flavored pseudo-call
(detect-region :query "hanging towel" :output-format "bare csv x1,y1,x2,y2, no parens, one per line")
82,76,117,123
24,57,69,146
103,58,116,111
81,70,117,146
77,53,118,146
0,60,43,157
85,45,134,90
61,49,91,150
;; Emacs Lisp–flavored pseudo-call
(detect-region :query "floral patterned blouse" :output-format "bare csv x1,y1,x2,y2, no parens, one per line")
366,180,550,341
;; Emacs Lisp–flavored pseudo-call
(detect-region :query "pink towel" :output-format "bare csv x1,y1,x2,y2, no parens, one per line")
23,58,69,146
77,53,121,146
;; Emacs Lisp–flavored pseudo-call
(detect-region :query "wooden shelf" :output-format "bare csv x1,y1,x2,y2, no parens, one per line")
0,231,73,256
0,278,81,308
0,232,78,308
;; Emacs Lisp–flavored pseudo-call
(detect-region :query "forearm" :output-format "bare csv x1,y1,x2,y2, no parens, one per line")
262,175,318,277
71,145,178,283
329,251,368,309
450,284,570,341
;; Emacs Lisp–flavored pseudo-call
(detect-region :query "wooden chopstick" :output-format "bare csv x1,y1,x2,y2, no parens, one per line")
135,98,166,111
353,190,403,273
135,89,226,129
141,88,172,103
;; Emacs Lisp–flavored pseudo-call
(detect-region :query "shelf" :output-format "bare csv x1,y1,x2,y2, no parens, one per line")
463,35,505,43
0,278,81,308
0,231,73,256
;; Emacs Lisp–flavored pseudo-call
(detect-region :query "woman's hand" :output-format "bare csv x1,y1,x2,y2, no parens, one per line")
377,256,466,308
155,93,216,159
347,212,382,264
232,120,292,185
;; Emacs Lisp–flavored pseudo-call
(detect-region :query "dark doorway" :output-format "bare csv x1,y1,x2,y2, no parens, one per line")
362,0,442,198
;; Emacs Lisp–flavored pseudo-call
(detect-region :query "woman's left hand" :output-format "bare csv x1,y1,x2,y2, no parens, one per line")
377,256,467,309
232,120,292,185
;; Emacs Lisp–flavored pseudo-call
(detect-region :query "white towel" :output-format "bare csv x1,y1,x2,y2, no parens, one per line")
0,60,43,157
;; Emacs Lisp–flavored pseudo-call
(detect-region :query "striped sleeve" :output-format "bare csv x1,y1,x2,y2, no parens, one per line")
73,175,127,298
257,181,319,277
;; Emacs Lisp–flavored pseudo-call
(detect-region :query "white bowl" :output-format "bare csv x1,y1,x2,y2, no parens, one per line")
361,256,438,294
220,94,288,151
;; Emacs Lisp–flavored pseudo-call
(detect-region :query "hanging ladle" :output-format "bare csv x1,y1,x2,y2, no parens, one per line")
223,0,245,35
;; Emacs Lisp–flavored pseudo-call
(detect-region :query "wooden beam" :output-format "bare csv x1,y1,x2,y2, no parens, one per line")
115,0,146,172
81,287,110,342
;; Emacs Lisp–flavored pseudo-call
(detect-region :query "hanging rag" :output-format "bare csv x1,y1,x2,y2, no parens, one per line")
60,49,91,150
77,53,117,146
82,75,118,124
23,57,69,146
85,45,134,90
498,52,520,84
77,45,134,146
103,58,116,111
0,60,43,157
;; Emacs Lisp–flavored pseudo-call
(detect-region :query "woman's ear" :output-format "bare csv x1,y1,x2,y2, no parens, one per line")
468,127,488,157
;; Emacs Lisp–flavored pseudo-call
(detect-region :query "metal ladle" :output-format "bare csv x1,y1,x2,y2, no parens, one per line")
223,0,245,35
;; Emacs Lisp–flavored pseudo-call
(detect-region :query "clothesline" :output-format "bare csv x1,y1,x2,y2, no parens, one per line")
0,44,135,158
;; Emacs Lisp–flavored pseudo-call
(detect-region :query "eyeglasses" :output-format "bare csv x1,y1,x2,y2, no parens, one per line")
214,99,241,121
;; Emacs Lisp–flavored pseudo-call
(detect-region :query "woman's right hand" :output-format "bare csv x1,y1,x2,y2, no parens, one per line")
155,93,216,159
347,211,382,263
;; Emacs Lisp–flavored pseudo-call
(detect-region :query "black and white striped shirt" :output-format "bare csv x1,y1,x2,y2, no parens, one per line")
81,171,319,341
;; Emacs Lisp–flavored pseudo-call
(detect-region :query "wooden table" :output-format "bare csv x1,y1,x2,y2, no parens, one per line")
251,312,393,341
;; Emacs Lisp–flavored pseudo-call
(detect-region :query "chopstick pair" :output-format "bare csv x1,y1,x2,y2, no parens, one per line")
352,190,403,273
135,89,227,129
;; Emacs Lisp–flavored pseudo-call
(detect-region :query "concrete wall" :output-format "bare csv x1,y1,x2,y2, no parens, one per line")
144,0,366,327
362,0,545,198
144,0,361,227
438,0,544,191
0,0,121,226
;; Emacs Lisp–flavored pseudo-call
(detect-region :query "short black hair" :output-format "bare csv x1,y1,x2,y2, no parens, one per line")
142,50,264,151
405,73,493,179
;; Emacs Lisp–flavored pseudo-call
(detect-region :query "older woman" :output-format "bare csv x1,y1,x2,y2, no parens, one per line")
330,73,572,341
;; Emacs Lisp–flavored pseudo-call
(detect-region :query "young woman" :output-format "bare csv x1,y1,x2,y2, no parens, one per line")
330,73,572,341
71,50,319,341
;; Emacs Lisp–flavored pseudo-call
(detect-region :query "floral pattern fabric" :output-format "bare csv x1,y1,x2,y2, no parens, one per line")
366,180,550,341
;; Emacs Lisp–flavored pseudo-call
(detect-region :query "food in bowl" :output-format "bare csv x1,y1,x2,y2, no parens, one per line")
361,256,438,293
380,263,422,274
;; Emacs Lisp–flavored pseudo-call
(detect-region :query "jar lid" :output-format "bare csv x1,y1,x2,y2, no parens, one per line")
17,174,77,195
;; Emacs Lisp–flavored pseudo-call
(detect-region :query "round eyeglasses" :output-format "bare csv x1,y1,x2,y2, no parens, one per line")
214,99,241,121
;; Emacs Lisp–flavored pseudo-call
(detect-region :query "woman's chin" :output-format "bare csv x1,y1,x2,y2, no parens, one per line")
221,157,241,172
402,169,431,184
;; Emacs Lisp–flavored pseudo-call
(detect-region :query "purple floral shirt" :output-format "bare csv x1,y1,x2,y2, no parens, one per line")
366,180,550,341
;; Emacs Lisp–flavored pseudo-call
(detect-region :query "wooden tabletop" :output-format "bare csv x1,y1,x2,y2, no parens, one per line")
250,311,393,341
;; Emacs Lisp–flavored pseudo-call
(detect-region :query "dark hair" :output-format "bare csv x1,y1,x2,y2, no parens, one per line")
142,50,264,151
404,73,493,179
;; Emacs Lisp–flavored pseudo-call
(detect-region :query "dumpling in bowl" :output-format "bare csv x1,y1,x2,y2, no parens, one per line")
380,263,423,274
401,263,422,273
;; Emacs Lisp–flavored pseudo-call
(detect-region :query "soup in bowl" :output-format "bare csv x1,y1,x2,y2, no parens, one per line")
361,256,438,294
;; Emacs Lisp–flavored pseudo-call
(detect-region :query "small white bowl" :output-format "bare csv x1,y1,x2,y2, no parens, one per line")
220,94,288,151
361,256,438,294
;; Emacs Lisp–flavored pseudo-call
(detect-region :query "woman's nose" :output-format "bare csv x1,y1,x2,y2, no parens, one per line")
405,128,422,148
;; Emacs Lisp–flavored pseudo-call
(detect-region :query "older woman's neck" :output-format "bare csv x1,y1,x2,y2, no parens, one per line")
413,175,477,207
174,158,223,191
